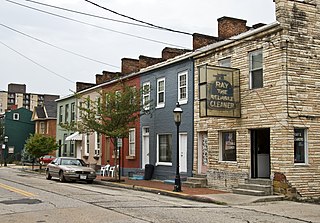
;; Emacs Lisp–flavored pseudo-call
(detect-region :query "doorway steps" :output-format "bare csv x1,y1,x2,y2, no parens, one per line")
183,174,207,188
233,179,273,196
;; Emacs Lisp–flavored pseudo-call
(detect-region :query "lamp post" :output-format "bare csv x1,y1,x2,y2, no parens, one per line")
173,102,183,192
4,136,8,167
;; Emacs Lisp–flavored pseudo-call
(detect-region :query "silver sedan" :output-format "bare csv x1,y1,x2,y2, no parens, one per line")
45,157,96,184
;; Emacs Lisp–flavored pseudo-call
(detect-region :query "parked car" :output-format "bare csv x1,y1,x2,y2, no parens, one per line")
39,155,55,165
45,157,96,184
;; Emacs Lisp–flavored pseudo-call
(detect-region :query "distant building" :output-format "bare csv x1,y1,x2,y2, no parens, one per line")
0,83,59,113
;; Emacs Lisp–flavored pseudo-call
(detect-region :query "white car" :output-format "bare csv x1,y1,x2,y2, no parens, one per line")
45,157,96,184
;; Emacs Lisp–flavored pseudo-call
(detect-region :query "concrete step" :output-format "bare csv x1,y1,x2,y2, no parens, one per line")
245,178,272,186
182,181,202,188
193,174,207,178
238,183,272,195
184,177,207,187
233,188,269,196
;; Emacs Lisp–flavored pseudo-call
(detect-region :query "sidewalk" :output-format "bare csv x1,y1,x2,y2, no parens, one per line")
95,175,285,205
7,164,284,205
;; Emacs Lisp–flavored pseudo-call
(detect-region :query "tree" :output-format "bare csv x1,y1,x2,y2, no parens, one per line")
61,80,151,179
25,133,58,161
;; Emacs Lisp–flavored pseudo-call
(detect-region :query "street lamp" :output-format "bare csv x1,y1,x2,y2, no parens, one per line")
4,136,8,167
173,102,183,192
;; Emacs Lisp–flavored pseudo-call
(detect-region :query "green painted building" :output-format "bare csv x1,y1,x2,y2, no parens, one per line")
2,107,35,162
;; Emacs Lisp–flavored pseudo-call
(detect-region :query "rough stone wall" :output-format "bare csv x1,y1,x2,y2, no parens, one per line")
194,0,320,197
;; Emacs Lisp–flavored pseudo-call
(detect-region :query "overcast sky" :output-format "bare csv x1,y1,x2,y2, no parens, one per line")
0,0,276,97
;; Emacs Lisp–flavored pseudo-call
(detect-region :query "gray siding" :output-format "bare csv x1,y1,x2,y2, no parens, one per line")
140,59,194,180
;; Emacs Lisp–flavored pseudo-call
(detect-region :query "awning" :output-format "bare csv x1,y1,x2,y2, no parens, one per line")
65,132,83,141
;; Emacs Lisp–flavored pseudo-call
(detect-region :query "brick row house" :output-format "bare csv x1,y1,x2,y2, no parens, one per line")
55,0,320,198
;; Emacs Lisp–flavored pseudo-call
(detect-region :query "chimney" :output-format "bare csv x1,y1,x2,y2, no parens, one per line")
121,58,140,75
96,71,122,84
192,33,219,50
218,16,248,39
162,47,191,60
139,55,163,69
76,82,96,92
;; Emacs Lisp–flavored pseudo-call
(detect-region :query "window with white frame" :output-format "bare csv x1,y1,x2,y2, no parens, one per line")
157,134,172,164
85,133,90,154
157,78,165,108
13,113,19,120
65,104,69,123
294,128,308,164
63,133,67,156
70,139,75,156
249,49,263,89
71,102,75,122
178,71,188,104
218,57,231,67
220,131,236,161
142,82,150,110
40,122,46,134
95,97,101,117
95,132,100,156
129,128,135,156
59,106,63,123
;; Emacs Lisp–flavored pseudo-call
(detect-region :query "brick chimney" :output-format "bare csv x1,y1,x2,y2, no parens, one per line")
193,33,219,50
121,58,140,75
96,71,122,84
218,16,249,39
139,55,163,69
76,82,96,92
162,47,191,60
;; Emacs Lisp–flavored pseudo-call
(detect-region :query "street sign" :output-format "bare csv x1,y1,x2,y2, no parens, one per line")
117,138,122,148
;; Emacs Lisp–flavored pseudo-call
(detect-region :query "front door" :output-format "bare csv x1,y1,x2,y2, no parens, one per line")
142,127,150,168
198,132,208,174
179,133,187,173
251,128,270,178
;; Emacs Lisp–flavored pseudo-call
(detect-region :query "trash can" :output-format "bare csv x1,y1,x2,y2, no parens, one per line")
144,164,154,180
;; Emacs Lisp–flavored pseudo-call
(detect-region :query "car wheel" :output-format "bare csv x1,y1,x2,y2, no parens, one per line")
45,170,52,180
87,180,93,184
59,171,66,182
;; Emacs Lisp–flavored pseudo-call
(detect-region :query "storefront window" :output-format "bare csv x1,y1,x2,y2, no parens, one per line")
221,131,236,161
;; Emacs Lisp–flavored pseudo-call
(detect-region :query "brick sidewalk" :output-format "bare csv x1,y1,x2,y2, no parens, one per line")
96,175,227,195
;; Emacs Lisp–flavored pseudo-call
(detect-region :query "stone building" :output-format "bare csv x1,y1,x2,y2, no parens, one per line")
193,0,320,198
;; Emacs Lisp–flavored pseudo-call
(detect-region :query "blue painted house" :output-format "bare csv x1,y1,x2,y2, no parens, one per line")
140,49,194,180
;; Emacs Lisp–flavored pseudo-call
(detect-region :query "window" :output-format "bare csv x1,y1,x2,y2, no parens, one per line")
63,134,67,156
40,122,45,134
220,131,236,161
129,128,135,156
70,140,75,156
294,128,307,164
71,102,75,122
142,82,151,110
85,133,90,154
219,57,231,67
65,104,69,123
157,134,172,164
95,97,101,117
249,49,263,89
13,113,19,120
59,106,63,123
157,78,165,108
95,132,100,156
178,71,188,104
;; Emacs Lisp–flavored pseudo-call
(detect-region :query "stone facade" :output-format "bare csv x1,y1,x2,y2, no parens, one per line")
193,0,320,198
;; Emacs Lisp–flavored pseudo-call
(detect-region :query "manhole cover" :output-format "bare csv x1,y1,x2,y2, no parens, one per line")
0,198,42,205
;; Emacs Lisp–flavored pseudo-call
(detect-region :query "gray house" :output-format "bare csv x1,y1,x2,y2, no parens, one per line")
140,52,194,180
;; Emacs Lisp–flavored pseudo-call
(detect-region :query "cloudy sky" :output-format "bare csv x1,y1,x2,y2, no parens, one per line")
0,0,276,97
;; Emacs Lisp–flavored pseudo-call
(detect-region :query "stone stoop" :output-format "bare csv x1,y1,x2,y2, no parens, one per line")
233,179,273,196
183,174,207,188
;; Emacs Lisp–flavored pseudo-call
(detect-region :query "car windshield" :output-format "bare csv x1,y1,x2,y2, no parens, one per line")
60,159,85,166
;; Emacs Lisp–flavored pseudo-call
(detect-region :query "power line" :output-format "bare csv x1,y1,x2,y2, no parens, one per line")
0,40,75,84
24,0,159,30
0,23,119,69
6,0,187,48
84,0,193,36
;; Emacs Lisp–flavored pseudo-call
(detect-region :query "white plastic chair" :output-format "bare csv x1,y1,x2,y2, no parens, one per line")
108,166,115,177
103,164,110,176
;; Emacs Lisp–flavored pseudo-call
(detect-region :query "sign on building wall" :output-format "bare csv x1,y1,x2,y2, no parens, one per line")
199,65,240,117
